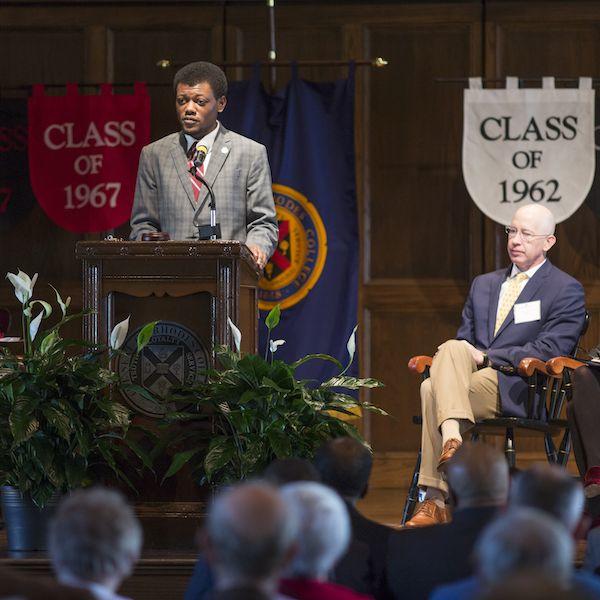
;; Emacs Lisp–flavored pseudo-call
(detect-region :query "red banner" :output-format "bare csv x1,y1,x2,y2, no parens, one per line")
28,82,150,233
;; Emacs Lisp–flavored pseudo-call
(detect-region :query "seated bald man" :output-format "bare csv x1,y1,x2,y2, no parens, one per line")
407,204,585,527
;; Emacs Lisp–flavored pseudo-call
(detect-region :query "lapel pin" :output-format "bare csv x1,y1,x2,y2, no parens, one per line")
221,147,229,154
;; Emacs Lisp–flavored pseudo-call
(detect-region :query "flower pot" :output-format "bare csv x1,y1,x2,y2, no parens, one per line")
0,486,59,553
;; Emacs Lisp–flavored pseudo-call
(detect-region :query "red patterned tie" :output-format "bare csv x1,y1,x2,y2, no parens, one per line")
187,157,205,202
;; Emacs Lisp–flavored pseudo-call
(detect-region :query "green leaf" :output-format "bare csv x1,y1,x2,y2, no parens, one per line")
359,402,388,416
260,377,289,393
123,438,155,471
64,459,87,488
31,483,56,509
292,354,343,370
204,437,236,478
165,411,202,422
266,429,292,458
322,375,384,390
42,406,72,440
39,330,60,355
137,321,158,353
238,389,257,404
9,399,39,444
265,304,281,331
104,401,131,428
162,448,201,482
121,383,163,405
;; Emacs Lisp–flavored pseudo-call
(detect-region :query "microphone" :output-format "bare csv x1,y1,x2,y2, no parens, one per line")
193,143,208,169
188,143,221,241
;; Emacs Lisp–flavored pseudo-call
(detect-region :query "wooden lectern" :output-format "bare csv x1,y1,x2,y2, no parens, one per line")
75,240,261,549
76,240,260,357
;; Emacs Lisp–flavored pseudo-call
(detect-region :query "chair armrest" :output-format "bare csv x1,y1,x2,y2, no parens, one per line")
408,355,433,374
518,358,549,378
546,356,586,377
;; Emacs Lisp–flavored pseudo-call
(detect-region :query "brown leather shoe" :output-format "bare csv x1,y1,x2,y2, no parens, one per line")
437,438,462,471
404,499,449,528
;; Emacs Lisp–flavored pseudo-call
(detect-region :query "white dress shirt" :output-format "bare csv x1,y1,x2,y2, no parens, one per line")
185,121,220,173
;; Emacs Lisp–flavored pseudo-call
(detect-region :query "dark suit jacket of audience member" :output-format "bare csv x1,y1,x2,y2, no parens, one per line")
430,572,600,599
385,506,499,600
343,501,394,600
0,566,94,600
332,538,375,596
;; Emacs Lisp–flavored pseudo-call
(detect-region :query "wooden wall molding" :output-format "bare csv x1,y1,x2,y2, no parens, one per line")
364,279,468,311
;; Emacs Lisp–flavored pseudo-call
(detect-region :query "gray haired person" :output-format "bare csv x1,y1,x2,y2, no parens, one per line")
48,487,142,600
204,481,298,600
475,508,574,588
279,481,371,599
510,463,585,534
432,465,600,599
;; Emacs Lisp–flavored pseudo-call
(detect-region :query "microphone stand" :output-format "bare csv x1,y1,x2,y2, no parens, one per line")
190,166,221,240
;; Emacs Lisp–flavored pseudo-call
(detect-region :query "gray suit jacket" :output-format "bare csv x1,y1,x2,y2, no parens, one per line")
129,125,278,256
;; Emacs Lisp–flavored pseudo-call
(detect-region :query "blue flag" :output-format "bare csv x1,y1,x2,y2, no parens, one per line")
221,65,358,382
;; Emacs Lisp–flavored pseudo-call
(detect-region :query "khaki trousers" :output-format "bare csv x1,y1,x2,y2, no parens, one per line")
418,339,500,494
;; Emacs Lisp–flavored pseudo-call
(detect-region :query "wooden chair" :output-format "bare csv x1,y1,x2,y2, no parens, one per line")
401,314,589,525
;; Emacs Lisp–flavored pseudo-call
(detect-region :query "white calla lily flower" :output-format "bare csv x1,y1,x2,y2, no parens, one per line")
29,310,44,342
6,270,38,305
50,284,71,318
346,325,358,364
227,317,242,353
269,339,286,353
110,316,130,350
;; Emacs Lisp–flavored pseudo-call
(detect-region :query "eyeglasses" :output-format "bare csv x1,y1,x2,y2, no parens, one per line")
504,226,552,243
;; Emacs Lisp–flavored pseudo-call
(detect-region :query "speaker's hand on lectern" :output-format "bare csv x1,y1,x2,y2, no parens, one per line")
248,244,267,270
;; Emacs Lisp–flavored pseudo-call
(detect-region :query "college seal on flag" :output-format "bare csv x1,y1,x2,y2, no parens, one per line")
259,184,327,310
117,321,209,417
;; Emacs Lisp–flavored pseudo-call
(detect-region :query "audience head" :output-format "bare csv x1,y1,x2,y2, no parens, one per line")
477,572,590,600
475,508,574,587
206,481,297,590
510,464,584,533
446,442,509,508
313,436,373,501
48,487,142,591
281,481,350,581
263,457,321,486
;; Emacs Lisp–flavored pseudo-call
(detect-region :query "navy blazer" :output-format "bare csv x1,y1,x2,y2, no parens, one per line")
430,572,600,600
456,260,585,417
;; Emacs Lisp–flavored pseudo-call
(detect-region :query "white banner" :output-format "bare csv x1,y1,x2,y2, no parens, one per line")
463,76,595,224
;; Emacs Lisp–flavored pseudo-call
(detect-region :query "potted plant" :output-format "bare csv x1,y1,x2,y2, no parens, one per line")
0,269,153,552
161,305,386,487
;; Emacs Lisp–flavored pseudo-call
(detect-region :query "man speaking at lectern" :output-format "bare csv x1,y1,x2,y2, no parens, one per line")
407,204,585,527
129,61,278,269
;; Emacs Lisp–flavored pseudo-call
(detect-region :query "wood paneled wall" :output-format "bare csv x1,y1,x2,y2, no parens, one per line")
2,1,600,456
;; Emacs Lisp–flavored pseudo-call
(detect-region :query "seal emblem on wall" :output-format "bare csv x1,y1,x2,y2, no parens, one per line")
259,184,327,311
117,321,209,417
